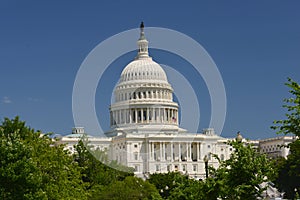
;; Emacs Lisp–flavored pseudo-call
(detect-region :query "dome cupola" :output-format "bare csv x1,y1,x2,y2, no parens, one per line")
119,22,168,84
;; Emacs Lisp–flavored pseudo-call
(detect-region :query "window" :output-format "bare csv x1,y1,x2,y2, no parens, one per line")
220,154,225,161
134,144,138,148
208,153,211,160
156,165,160,171
207,145,211,148
167,165,171,172
193,164,197,172
134,153,138,160
174,165,178,171
134,165,139,172
182,164,187,171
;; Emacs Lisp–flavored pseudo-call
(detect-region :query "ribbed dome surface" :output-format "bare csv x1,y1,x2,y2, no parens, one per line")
120,58,168,83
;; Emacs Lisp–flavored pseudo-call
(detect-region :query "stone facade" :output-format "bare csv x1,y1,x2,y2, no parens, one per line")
258,136,296,158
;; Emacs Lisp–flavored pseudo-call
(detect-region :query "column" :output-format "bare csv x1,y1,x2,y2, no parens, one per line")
171,142,174,162
110,111,112,126
197,142,200,161
163,142,166,161
112,111,115,125
172,109,175,123
113,111,116,124
151,142,155,161
129,109,132,123
115,111,118,124
200,143,203,161
119,110,122,124
152,107,155,122
160,142,163,161
147,108,149,123
123,110,126,124
172,110,175,124
186,142,188,161
135,109,138,123
148,142,152,161
158,108,160,122
188,142,192,161
141,108,144,123
179,143,181,161
127,109,130,124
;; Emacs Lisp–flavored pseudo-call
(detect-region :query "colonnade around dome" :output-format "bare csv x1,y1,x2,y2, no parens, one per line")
110,107,178,127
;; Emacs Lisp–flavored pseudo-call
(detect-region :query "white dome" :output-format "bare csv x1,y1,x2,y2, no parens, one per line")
120,58,168,83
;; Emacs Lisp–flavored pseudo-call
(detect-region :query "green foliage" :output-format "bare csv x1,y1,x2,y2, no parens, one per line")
272,140,300,199
167,177,203,200
148,172,190,199
91,176,162,200
0,117,88,200
271,78,300,199
207,140,273,200
272,78,300,137
73,137,134,190
147,172,221,200
0,117,166,199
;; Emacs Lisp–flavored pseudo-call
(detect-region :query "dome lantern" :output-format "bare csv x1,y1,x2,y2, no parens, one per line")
136,21,149,59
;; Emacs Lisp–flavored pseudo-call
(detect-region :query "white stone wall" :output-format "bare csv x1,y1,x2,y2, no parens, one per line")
258,136,295,158
108,132,232,179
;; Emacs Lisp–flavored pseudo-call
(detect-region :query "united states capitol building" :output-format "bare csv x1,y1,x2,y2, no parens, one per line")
60,23,294,179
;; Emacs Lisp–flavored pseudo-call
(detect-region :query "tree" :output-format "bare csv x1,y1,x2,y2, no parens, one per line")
73,137,134,190
0,117,88,199
166,175,204,200
147,172,210,200
91,176,162,200
206,140,273,200
147,172,190,199
73,138,161,199
272,78,300,137
272,78,300,199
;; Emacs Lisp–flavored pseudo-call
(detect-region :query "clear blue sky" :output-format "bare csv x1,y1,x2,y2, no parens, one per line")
1,0,299,139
